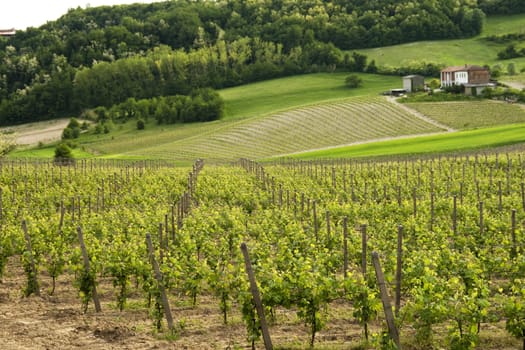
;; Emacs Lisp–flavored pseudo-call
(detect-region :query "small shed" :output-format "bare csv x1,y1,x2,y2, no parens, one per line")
402,75,425,93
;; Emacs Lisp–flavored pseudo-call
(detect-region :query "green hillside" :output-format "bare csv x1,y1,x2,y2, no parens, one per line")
74,73,438,161
219,73,401,121
6,13,525,162
112,97,442,161
359,14,525,73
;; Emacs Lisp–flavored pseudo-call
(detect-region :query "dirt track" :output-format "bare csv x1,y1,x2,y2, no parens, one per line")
12,119,70,146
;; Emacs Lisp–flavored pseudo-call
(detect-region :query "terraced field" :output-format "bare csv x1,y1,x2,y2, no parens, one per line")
107,97,445,161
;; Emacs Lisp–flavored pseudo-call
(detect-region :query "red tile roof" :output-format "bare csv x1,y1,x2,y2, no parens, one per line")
441,65,486,72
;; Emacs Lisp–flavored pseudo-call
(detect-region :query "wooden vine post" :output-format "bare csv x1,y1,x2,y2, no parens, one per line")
0,188,3,222
361,224,367,276
511,209,517,259
77,227,101,312
479,201,484,236
325,210,331,240
395,225,403,318
372,251,401,349
21,220,40,297
240,242,273,350
412,187,417,218
452,195,457,235
145,233,175,331
521,183,525,211
312,200,318,242
343,217,349,280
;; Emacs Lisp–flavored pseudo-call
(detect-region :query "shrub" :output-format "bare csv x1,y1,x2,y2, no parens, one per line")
94,123,103,134
443,84,465,94
62,127,74,139
345,74,363,88
67,118,80,129
62,126,80,139
54,143,74,165
508,62,516,75
137,119,145,130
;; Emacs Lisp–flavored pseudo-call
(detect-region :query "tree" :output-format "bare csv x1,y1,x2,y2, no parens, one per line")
345,74,363,88
366,59,378,73
428,78,441,90
54,143,73,164
352,52,368,72
0,132,15,156
62,127,74,140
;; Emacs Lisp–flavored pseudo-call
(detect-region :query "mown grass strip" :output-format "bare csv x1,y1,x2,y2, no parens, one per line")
8,146,95,159
287,123,525,160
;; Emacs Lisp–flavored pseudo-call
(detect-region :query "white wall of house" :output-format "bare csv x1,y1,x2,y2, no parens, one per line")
441,72,454,87
454,71,468,85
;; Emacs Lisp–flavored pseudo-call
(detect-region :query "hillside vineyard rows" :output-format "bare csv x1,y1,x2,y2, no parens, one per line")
90,97,444,161
0,155,524,349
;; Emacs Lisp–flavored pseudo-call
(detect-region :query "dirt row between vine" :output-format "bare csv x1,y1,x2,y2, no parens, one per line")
0,256,369,349
0,254,519,349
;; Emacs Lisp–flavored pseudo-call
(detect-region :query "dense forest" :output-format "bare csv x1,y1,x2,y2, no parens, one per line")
0,0,523,126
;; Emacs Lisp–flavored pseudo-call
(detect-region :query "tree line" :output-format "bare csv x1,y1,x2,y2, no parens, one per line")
93,88,225,126
0,37,368,125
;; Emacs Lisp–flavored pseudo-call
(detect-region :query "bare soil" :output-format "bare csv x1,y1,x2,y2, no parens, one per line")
1,119,70,147
0,257,366,350
0,256,519,350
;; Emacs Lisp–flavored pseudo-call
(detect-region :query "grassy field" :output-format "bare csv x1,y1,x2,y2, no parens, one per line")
358,14,525,73
288,123,525,160
11,145,94,159
482,14,525,35
219,72,401,121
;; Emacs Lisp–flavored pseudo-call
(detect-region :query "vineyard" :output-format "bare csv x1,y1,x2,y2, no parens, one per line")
404,101,525,130
87,97,443,162
0,154,524,349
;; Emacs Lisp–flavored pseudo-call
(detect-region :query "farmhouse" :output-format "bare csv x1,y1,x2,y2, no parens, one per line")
0,28,16,37
440,64,494,96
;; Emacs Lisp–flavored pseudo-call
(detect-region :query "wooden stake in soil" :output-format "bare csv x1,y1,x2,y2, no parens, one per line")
240,242,273,350
412,187,417,218
361,224,367,276
452,195,457,235
511,209,517,259
77,227,101,312
325,210,331,240
343,217,349,280
521,183,525,211
372,251,401,349
479,201,484,236
146,233,175,331
395,225,403,318
21,220,40,297
313,200,318,242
